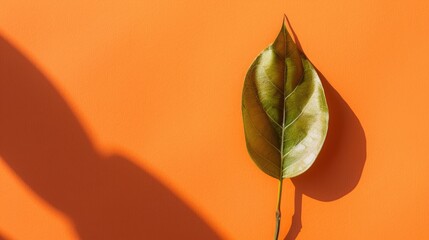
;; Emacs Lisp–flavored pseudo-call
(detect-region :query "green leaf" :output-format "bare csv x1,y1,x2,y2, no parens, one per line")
242,20,329,179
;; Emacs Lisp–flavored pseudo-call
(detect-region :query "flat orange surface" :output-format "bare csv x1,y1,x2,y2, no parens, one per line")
1,1,429,239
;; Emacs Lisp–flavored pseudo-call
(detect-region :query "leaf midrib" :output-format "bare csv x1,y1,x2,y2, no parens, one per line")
279,28,288,179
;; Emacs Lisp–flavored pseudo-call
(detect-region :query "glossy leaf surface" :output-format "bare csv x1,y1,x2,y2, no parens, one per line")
242,21,329,179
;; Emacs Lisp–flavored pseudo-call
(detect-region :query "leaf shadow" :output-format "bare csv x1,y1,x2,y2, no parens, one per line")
283,16,367,240
0,35,221,240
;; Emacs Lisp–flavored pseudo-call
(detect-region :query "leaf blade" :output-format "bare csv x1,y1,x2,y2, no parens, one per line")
242,20,329,179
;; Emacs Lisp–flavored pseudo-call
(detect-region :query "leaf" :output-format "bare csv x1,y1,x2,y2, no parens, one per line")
242,19,329,179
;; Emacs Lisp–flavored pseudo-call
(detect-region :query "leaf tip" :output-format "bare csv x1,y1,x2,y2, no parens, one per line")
281,14,287,32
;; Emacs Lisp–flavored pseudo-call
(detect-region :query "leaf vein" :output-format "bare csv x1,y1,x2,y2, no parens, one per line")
246,71,282,129
242,104,281,153
282,136,306,158
284,71,304,100
248,146,280,177
283,90,315,131
261,65,283,95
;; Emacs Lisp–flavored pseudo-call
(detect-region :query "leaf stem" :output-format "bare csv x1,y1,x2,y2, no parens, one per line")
274,178,283,240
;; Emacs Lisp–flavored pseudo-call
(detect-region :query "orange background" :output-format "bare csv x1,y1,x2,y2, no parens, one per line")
1,1,429,239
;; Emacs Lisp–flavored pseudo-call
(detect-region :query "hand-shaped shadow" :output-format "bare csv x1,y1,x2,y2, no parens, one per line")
283,17,367,240
0,36,221,240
